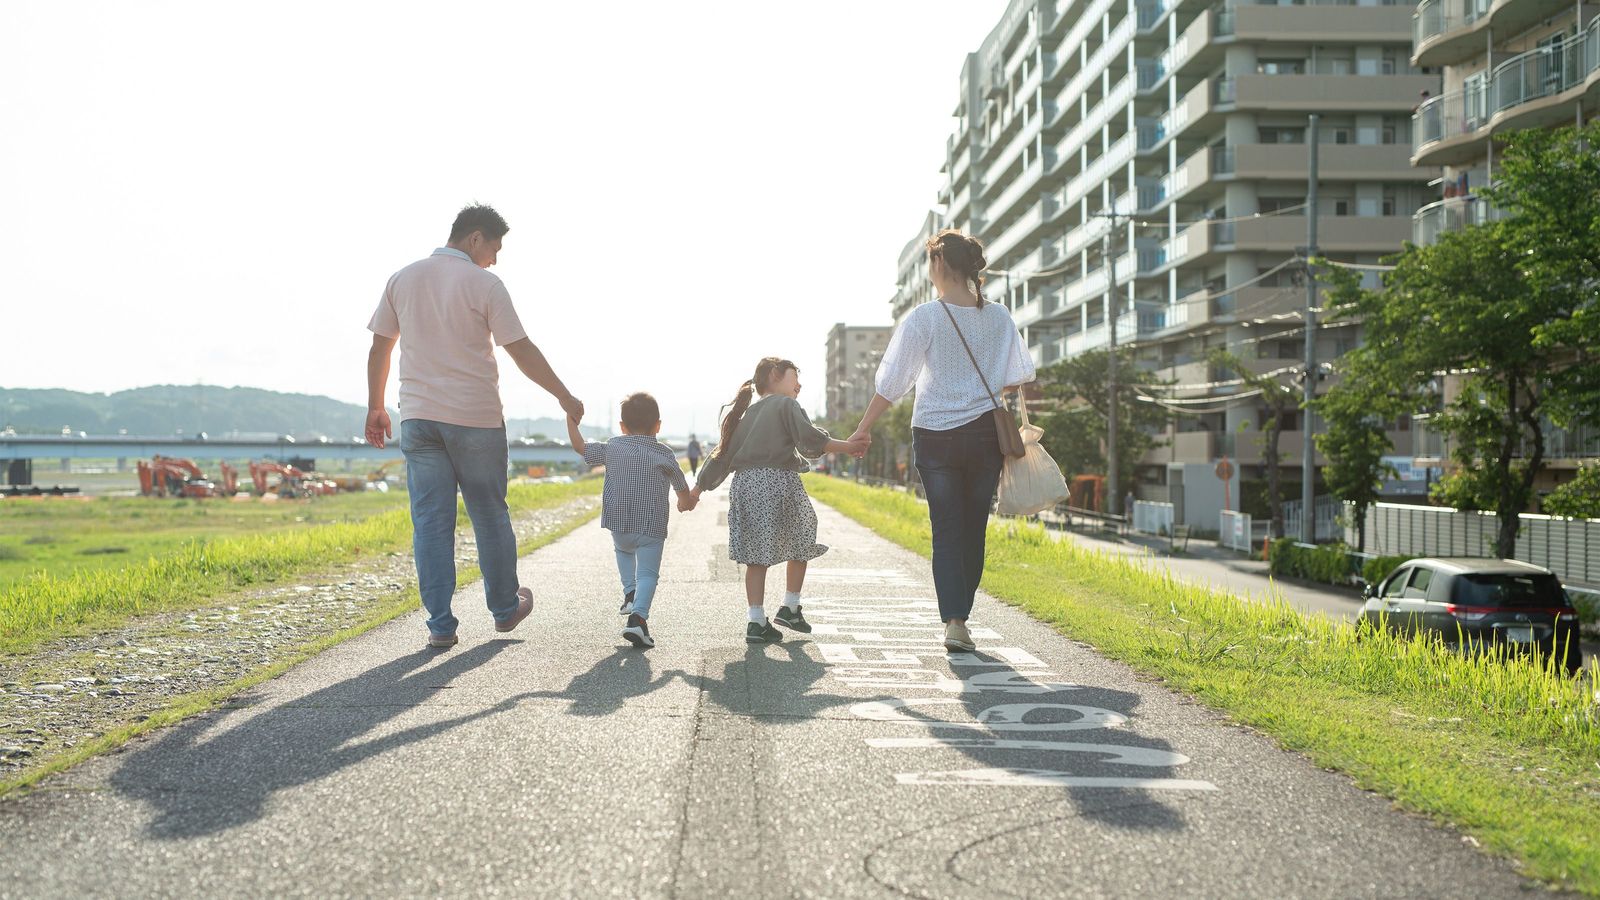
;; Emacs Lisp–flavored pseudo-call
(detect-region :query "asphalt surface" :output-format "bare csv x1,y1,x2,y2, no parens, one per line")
0,489,1547,898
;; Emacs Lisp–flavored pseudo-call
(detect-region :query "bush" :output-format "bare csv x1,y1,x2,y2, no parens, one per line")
1269,539,1360,586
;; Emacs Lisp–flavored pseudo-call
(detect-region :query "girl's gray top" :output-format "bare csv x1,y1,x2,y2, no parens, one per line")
694,394,832,492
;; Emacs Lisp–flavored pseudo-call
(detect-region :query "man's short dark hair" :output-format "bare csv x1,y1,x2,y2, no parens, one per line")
620,393,660,433
448,204,510,242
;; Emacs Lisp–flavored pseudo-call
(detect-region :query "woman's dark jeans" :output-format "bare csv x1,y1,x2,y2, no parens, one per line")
913,415,1004,623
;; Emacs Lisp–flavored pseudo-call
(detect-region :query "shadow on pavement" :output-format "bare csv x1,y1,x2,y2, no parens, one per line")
111,641,522,840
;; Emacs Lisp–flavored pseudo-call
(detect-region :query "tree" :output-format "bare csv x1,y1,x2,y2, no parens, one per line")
1035,349,1170,500
1207,348,1298,538
1312,379,1399,552
1543,464,1600,520
1323,125,1600,556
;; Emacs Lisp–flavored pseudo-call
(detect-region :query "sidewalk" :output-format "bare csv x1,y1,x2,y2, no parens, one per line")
0,490,1541,897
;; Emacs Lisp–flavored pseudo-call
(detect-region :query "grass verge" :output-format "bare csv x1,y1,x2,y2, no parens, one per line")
805,475,1600,894
0,493,600,798
0,480,600,656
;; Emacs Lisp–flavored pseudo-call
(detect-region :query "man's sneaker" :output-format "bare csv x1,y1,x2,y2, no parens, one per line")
745,620,783,644
495,587,534,633
622,614,654,649
773,604,812,633
619,590,636,616
427,632,458,649
944,620,976,652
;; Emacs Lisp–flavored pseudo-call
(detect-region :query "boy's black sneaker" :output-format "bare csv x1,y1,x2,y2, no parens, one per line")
745,620,783,644
623,614,654,649
773,605,812,633
619,590,635,616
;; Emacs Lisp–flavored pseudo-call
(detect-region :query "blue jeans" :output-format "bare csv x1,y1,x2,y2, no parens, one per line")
612,531,665,619
913,415,1004,623
401,418,521,636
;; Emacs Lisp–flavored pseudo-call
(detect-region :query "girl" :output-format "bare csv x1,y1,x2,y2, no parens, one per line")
849,229,1035,652
692,357,866,643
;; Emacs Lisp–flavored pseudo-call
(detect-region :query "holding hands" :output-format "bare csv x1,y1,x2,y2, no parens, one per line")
844,429,872,459
677,488,700,513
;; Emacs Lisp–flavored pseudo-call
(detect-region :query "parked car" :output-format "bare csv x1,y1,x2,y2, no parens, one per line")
1360,558,1584,675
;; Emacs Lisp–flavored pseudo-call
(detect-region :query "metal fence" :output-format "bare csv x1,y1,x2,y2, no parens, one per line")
1131,500,1174,536
1220,510,1254,552
1281,496,1342,543
1345,501,1600,587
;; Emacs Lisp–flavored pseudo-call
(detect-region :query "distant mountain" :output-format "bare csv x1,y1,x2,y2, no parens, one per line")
0,386,609,441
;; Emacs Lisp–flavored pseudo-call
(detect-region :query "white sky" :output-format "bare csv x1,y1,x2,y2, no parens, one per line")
0,1,1008,437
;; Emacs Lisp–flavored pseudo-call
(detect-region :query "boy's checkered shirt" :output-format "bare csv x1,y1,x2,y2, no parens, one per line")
582,435,690,541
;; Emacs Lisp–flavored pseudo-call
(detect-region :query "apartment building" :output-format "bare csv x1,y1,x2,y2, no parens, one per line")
825,323,894,420
1408,0,1599,497
892,0,1435,527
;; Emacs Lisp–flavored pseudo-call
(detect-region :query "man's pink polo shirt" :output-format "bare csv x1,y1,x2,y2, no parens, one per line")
368,247,528,429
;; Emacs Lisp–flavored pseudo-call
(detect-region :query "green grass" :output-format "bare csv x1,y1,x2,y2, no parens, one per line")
805,475,1600,894
0,491,412,590
0,495,601,799
0,480,600,656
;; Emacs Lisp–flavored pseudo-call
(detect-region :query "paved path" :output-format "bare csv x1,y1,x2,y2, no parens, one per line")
0,491,1544,898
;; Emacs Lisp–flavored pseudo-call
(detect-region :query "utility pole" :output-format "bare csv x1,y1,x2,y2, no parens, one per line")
1097,210,1123,518
1300,114,1320,544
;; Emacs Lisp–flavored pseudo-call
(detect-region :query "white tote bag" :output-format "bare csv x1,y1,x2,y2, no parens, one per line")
996,396,1070,516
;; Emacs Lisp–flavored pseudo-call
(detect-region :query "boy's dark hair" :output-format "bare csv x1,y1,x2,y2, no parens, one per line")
448,204,510,242
620,392,660,433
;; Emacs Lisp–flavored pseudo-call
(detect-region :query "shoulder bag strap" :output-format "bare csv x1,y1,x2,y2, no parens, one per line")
937,300,1005,411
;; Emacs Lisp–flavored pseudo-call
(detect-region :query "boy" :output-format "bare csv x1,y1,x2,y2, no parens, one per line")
567,392,696,648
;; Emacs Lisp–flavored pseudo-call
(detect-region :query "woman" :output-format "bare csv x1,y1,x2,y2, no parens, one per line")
849,229,1035,651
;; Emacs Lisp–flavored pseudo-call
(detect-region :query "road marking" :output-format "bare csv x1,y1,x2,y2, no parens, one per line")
801,566,1217,791
831,668,1080,694
894,771,1219,790
850,699,1126,731
818,644,1045,668
865,737,1192,766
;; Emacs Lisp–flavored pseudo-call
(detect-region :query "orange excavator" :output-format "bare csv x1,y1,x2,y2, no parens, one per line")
249,461,338,498
137,456,237,498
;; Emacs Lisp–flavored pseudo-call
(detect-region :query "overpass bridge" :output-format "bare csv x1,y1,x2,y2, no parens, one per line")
0,434,622,484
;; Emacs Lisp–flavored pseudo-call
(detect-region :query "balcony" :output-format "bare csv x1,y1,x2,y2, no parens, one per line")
986,193,1049,263
1229,2,1411,41
1411,195,1504,246
1234,142,1426,181
1228,214,1414,252
1161,221,1215,269
1230,73,1441,111
1413,17,1600,167
1413,0,1574,69
1169,10,1224,79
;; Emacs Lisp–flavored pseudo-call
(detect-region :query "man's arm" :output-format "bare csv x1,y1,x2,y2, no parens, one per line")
503,338,584,421
365,334,397,448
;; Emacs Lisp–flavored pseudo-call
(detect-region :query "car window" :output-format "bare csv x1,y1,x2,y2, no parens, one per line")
1381,568,1410,598
1403,567,1433,599
1452,572,1563,608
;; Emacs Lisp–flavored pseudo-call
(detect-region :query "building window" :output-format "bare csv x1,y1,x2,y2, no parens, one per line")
1258,127,1305,144
1257,59,1306,75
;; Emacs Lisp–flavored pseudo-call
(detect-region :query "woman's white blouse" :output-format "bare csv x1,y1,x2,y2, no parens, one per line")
874,299,1037,431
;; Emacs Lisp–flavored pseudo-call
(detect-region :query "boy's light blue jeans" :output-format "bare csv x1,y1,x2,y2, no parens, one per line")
612,531,665,619
401,418,521,637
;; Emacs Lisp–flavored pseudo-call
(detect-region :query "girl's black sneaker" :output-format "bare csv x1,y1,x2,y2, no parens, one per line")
623,613,654,648
619,590,635,616
773,605,812,633
745,620,783,644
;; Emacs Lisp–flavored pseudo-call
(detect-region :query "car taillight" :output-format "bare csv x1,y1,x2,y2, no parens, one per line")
1444,604,1496,621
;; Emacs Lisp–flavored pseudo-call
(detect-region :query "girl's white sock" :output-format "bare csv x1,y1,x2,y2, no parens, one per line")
747,606,766,624
782,591,802,609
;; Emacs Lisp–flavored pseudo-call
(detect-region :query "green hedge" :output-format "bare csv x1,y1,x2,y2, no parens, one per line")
1268,539,1413,588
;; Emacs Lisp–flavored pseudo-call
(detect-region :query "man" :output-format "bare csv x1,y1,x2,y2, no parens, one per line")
686,434,703,476
365,204,584,649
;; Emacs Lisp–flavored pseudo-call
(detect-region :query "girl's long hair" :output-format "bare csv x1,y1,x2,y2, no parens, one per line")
926,228,988,307
713,357,795,458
